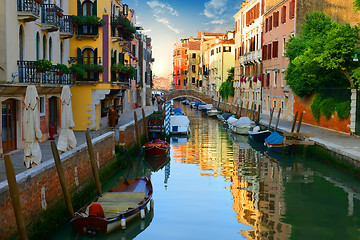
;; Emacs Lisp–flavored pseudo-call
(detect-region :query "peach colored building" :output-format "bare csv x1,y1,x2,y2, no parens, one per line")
152,76,171,91
173,40,188,90
262,0,295,120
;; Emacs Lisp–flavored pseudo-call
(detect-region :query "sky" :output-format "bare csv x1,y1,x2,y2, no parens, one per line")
125,0,242,78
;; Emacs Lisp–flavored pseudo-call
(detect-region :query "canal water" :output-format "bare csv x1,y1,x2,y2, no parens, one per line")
53,101,360,240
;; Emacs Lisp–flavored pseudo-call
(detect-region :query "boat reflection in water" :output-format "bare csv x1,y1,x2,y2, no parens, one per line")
143,154,170,172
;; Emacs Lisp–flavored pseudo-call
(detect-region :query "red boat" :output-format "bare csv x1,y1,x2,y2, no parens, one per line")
143,139,169,156
72,176,153,235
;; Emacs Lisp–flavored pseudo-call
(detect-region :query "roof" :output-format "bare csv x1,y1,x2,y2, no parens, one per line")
189,41,200,50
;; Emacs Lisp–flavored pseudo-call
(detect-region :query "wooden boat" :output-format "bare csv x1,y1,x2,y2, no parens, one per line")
248,126,271,142
143,139,169,156
72,176,153,235
264,132,291,153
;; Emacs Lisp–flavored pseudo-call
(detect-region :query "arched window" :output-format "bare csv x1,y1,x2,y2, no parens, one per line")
19,26,24,61
36,32,40,60
82,0,93,16
83,48,95,80
43,34,47,59
49,37,52,62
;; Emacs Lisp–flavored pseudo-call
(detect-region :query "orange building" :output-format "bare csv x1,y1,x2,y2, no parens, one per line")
152,76,171,91
172,40,188,90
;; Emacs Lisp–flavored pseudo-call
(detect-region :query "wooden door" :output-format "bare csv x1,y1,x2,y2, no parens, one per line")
49,97,58,134
2,100,17,153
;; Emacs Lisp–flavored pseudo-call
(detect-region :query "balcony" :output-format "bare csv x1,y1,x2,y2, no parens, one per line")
111,63,135,84
76,25,99,39
69,57,103,83
41,4,62,32
17,0,41,22
59,15,74,39
111,15,135,42
17,60,73,85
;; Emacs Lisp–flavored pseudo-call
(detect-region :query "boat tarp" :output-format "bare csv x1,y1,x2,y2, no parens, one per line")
265,132,283,145
170,115,190,127
222,113,233,120
227,117,238,125
233,117,254,127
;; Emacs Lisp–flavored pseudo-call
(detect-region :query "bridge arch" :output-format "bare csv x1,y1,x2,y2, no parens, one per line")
164,89,212,103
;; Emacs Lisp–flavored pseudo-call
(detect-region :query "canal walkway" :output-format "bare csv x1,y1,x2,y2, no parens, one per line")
0,105,158,183
258,113,360,163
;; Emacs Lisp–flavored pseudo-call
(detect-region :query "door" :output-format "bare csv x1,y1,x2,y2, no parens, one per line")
49,97,58,134
2,100,17,153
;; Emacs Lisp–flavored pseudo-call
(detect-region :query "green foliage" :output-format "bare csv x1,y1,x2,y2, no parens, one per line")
72,15,106,26
111,63,136,77
285,11,360,96
311,93,351,122
226,67,235,82
70,64,85,77
219,81,234,100
83,64,105,72
56,63,70,74
336,101,351,120
354,0,360,12
311,94,322,122
320,98,337,120
113,16,136,33
36,59,53,71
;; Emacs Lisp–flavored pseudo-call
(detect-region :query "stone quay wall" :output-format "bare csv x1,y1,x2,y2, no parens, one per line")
0,132,115,239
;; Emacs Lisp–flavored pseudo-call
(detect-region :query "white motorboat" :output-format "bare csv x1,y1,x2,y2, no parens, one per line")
228,117,255,135
169,110,190,135
207,108,221,117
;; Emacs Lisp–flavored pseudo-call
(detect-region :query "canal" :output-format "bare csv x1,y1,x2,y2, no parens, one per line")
52,101,360,240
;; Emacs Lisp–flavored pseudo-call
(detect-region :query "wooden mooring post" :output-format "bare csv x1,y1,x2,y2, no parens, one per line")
4,155,28,240
268,107,275,130
244,101,249,117
86,130,102,195
142,108,149,142
134,111,141,147
275,108,281,132
51,141,74,217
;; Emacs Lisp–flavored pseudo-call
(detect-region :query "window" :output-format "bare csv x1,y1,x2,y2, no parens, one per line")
283,37,286,56
42,35,46,59
273,41,278,58
184,79,187,85
273,11,279,28
223,46,231,52
39,97,45,117
267,43,272,60
265,18,268,33
211,49,214,56
177,79,180,86
273,100,277,109
262,45,267,60
281,68,285,87
281,6,287,23
19,26,24,61
192,53,196,58
269,16,272,31
60,42,63,64
274,72,277,88
192,77,195,84
192,65,196,72
36,33,40,60
289,0,295,19
48,37,52,62
185,49,187,54
199,80,202,87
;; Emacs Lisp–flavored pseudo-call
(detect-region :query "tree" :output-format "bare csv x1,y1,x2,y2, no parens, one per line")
354,0,360,12
285,12,360,97
219,67,235,100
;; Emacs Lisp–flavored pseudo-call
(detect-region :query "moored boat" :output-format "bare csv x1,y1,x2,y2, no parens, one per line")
248,126,272,142
228,117,255,135
143,139,170,156
264,132,291,153
207,108,221,117
72,176,153,235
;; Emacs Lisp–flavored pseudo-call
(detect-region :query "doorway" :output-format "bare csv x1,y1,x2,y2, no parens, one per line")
48,97,58,134
2,100,17,153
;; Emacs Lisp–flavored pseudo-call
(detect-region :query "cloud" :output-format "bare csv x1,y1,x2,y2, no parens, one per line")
204,0,227,18
156,18,181,34
211,19,225,25
143,29,152,33
146,0,181,34
147,0,178,16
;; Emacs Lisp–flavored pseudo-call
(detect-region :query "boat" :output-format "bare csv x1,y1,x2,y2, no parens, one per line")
248,126,272,142
72,176,153,235
169,109,190,135
143,139,170,157
207,108,221,117
199,104,213,112
264,132,291,153
228,117,255,135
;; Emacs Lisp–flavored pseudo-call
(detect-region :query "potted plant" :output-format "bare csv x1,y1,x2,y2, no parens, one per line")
83,64,105,73
72,15,106,27
111,63,126,73
127,66,136,78
56,63,70,76
70,64,85,77
36,59,53,72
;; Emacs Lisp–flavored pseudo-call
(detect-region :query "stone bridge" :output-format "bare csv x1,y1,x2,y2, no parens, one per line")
163,89,212,103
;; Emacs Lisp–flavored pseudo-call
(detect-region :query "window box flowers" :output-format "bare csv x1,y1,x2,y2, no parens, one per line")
72,15,106,27
70,64,85,77
36,59,53,72
83,64,105,73
56,64,70,76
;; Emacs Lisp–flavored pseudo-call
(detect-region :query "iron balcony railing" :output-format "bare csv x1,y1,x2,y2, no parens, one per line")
69,57,102,82
111,64,135,83
69,56,101,65
41,4,62,26
60,15,74,35
17,61,73,85
77,25,99,36
17,0,41,16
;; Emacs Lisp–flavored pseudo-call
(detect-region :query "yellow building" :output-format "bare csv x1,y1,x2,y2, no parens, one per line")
68,0,142,130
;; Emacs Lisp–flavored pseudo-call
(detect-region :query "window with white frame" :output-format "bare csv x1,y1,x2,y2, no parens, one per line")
281,101,284,110
283,37,286,56
274,72,277,88
39,96,45,117
281,68,285,87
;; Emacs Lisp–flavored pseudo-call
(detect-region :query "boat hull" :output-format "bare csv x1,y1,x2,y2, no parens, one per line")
144,146,168,156
248,130,272,142
264,142,291,153
72,176,153,235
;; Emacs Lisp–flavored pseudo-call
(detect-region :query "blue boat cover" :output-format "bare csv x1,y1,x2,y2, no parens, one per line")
194,102,200,107
222,113,232,120
174,108,182,113
264,132,283,145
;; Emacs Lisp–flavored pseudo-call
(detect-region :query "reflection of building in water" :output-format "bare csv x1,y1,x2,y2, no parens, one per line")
231,147,292,239
164,162,170,185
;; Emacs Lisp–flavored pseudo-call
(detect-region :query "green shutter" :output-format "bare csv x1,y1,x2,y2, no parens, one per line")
114,50,117,64
93,0,97,16
94,48,98,64
120,53,124,64
77,48,83,64
77,0,82,16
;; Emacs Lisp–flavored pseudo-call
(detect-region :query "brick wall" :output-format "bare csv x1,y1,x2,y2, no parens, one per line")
0,132,115,239
118,117,146,148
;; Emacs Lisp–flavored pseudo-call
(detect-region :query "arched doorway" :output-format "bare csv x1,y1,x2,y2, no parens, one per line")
2,100,17,153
